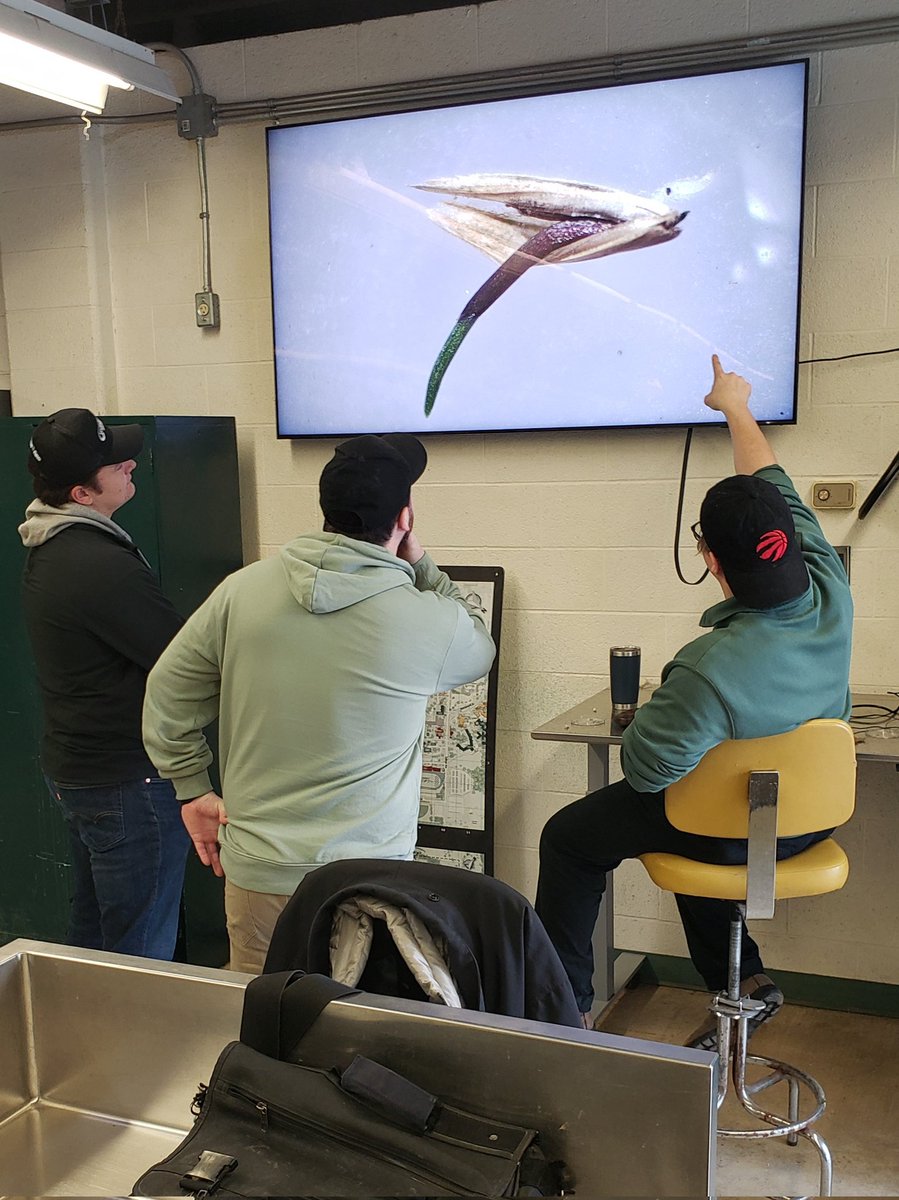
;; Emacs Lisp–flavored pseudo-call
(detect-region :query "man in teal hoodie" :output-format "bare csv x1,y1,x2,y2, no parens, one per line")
143,433,495,973
536,356,853,1044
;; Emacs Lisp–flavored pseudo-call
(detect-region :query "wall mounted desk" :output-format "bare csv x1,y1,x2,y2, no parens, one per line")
532,688,899,1020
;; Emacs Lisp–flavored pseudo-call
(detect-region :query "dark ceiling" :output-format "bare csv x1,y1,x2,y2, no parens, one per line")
67,0,496,48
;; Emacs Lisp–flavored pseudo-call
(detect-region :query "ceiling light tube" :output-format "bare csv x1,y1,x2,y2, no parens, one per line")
0,30,131,112
0,0,178,113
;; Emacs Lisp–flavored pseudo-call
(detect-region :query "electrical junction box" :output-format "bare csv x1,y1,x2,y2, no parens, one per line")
177,94,218,140
812,481,856,509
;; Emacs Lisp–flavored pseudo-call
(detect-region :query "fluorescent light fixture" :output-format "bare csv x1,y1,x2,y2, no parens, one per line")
0,0,179,114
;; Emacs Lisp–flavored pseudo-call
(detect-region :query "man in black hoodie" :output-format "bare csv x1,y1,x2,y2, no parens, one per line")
19,409,188,958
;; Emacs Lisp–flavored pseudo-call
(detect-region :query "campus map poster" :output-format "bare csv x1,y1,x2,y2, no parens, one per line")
416,567,503,875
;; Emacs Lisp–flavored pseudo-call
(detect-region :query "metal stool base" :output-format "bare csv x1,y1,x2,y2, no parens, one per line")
711,995,833,1196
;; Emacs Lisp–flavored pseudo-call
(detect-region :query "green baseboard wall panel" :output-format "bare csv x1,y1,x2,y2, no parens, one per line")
635,953,899,1019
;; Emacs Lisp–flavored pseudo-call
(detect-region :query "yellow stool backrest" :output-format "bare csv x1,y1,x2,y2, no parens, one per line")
665,719,857,839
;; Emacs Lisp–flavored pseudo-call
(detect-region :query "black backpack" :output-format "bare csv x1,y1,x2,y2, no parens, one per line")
133,972,569,1197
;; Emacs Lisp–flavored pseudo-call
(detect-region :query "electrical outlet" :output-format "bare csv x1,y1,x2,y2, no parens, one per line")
196,291,220,329
833,545,850,581
812,481,856,509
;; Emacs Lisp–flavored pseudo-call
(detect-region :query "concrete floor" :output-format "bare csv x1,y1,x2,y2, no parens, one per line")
596,983,899,1197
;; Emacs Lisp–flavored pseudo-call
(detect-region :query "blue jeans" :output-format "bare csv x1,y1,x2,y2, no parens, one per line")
48,775,190,960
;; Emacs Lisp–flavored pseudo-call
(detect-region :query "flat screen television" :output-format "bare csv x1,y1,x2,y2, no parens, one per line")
267,60,807,438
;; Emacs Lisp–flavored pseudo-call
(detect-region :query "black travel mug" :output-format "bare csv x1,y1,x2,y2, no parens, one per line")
610,646,641,716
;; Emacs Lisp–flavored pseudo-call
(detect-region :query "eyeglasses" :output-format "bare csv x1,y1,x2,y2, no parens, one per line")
690,521,702,542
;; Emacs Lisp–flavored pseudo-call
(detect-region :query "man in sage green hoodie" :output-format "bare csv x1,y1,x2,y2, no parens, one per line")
143,434,495,973
536,356,853,1044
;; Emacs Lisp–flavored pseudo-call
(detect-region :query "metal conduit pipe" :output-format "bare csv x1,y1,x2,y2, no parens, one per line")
145,41,204,98
146,44,214,300
2,14,899,135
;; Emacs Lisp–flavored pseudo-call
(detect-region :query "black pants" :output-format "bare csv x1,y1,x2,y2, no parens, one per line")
535,778,828,1011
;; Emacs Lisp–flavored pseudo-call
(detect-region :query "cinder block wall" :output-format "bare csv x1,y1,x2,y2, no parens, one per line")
0,0,897,983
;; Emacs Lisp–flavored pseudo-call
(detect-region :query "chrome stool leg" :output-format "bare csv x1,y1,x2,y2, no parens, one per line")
786,1075,800,1147
708,910,834,1197
804,1127,833,1195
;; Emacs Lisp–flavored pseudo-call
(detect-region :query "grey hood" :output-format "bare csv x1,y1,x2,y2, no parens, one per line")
279,532,415,614
19,499,135,550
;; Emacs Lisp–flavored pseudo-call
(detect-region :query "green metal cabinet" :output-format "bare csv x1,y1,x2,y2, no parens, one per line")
0,416,243,966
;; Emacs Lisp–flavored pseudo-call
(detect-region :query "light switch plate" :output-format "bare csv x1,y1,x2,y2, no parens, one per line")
812,481,856,509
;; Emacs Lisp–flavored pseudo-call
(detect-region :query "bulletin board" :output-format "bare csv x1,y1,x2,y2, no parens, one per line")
415,566,504,876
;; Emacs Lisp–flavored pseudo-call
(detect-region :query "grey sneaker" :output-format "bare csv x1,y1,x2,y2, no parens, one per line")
686,973,784,1052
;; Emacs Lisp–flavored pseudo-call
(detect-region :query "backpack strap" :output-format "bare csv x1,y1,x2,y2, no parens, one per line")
240,971,360,1060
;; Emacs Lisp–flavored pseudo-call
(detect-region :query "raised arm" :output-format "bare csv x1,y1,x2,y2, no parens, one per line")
705,354,777,476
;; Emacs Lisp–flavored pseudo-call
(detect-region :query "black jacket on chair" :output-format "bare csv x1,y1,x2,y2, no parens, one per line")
264,859,582,1029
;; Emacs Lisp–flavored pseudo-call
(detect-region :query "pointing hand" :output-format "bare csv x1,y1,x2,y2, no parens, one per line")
704,354,751,415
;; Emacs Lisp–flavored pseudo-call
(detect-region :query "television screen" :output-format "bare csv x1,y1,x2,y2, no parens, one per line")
267,60,807,437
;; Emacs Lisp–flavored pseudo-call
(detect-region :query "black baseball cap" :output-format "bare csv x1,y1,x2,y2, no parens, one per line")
699,475,810,609
27,409,144,488
319,433,427,534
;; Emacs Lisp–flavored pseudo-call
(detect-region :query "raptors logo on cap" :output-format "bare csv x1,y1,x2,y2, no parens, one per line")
756,529,788,563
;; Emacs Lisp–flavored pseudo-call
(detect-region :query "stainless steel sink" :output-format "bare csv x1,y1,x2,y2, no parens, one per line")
0,939,716,1196
0,940,248,1196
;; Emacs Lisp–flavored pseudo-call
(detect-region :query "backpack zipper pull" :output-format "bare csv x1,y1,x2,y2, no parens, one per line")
256,1100,269,1132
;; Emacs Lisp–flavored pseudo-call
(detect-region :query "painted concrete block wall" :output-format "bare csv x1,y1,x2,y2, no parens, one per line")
0,132,117,412
0,0,897,982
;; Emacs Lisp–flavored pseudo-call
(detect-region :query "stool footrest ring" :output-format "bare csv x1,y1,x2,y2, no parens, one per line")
716,1016,833,1195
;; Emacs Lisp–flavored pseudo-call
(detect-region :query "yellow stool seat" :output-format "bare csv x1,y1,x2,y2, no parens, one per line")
640,837,849,901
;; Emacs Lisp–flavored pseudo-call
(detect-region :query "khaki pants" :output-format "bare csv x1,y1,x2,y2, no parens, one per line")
224,879,291,975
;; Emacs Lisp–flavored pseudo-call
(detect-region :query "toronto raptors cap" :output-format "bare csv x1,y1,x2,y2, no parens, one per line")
699,474,810,609
27,409,144,489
